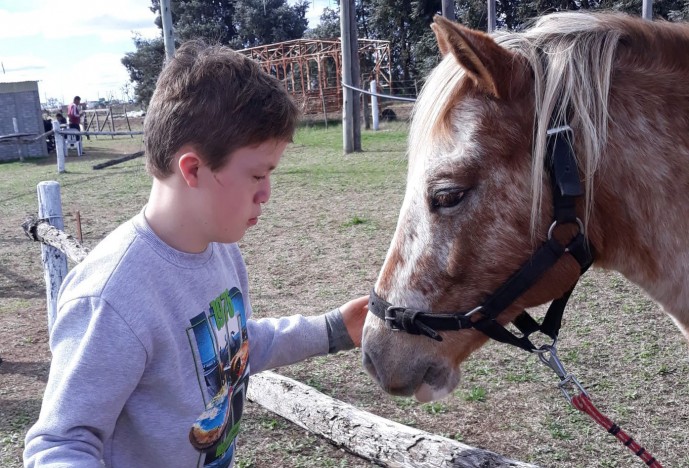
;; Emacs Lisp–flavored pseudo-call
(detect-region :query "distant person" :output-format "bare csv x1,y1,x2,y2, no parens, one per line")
55,112,67,126
67,96,82,141
43,116,55,153
42,115,52,133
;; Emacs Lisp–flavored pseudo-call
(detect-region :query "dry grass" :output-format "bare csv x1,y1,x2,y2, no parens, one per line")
1,124,688,467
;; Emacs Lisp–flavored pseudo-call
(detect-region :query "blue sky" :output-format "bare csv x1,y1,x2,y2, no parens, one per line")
0,0,334,106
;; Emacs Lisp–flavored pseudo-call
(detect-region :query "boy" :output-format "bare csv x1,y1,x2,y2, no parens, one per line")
24,40,368,468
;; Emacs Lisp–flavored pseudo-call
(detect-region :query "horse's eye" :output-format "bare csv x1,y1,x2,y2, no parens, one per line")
430,189,465,210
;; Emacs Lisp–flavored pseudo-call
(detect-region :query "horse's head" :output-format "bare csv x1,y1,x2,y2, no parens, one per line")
362,16,592,402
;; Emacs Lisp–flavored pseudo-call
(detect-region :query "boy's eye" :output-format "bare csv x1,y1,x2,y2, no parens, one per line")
254,175,266,181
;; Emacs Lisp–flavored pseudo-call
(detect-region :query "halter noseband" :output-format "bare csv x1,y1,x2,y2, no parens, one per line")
368,124,594,353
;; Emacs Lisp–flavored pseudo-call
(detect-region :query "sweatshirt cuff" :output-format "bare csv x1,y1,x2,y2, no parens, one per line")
325,308,355,353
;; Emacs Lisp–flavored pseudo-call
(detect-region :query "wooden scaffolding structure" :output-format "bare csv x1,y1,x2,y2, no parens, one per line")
239,38,392,115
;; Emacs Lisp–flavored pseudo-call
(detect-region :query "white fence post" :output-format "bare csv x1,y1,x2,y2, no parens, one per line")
370,80,379,131
37,181,68,332
53,121,65,173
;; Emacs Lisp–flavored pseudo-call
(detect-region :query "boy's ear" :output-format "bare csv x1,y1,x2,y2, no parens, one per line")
178,152,202,188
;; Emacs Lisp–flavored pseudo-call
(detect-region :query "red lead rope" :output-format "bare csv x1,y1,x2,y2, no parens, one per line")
571,394,663,468
537,345,664,467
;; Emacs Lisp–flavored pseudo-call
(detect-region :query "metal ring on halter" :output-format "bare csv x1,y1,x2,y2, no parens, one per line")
547,217,584,240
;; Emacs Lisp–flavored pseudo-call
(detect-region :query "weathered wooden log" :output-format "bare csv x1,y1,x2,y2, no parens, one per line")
92,150,144,170
56,130,144,137
247,371,539,468
22,215,89,264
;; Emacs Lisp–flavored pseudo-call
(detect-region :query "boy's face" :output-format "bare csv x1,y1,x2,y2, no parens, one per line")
197,139,288,244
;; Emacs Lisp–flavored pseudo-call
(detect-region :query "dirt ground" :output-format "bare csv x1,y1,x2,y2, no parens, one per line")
2,128,688,467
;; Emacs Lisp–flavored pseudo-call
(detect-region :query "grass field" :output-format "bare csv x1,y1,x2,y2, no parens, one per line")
1,124,688,467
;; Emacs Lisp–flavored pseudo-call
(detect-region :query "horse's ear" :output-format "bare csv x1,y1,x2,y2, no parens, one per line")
431,15,526,99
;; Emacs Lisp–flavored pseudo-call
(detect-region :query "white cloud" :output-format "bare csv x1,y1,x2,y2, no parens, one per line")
42,53,132,102
0,2,158,103
2,52,133,103
0,1,158,41
2,0,336,105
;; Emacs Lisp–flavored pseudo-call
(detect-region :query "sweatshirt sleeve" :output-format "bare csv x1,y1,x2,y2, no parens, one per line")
247,314,329,375
24,297,147,468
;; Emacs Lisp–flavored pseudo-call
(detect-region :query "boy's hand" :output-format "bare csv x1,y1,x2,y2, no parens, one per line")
339,295,369,347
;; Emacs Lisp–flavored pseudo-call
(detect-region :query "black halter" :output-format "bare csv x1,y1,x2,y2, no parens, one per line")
368,124,594,353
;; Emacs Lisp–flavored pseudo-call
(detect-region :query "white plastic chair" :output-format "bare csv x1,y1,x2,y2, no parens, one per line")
64,129,83,156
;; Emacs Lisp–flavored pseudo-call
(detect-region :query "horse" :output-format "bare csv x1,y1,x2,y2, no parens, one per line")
361,12,689,404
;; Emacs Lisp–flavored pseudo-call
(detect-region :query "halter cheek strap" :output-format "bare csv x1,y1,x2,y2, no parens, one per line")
368,126,594,353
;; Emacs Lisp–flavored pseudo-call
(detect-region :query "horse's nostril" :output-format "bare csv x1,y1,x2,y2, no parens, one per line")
362,351,378,380
422,364,447,388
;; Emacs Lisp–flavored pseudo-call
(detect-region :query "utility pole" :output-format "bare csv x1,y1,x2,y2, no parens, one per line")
340,0,354,153
349,0,361,151
487,0,496,33
642,0,653,19
442,0,455,21
161,0,176,61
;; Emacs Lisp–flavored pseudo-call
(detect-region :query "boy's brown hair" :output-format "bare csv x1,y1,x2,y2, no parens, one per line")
144,40,300,178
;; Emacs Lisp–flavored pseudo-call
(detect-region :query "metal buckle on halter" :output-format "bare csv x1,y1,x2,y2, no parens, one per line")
384,306,406,331
535,342,589,403
385,306,444,341
385,306,426,334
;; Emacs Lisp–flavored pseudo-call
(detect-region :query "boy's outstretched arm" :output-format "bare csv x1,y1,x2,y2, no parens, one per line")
337,295,369,347
247,295,370,374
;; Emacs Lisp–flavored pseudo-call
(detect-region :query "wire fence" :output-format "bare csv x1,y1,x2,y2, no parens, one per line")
300,78,417,133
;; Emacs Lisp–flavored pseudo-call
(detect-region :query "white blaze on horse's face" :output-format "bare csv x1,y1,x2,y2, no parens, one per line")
385,103,482,311
362,17,547,402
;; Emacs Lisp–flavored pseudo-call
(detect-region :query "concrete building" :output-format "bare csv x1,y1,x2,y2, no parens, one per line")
0,81,49,161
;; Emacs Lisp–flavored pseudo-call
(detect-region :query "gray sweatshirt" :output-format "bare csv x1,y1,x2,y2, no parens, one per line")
24,211,348,468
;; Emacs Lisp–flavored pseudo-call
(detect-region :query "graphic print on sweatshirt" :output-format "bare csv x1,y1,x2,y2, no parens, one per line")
187,287,250,468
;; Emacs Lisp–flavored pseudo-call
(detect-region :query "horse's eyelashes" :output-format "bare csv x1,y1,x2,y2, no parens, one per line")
430,188,466,210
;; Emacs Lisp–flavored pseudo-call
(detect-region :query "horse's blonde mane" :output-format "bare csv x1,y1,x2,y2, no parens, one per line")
408,57,468,169
411,12,632,234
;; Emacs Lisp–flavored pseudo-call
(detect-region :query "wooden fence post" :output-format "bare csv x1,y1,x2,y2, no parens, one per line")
53,121,65,173
37,181,68,331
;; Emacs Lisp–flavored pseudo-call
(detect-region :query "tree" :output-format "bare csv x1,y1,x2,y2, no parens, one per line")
230,0,309,49
504,0,689,30
361,0,445,93
121,35,165,108
123,0,310,105
43,97,61,111
304,7,341,38
150,0,237,42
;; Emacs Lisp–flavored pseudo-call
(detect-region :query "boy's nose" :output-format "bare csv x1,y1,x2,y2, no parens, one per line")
255,182,271,204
